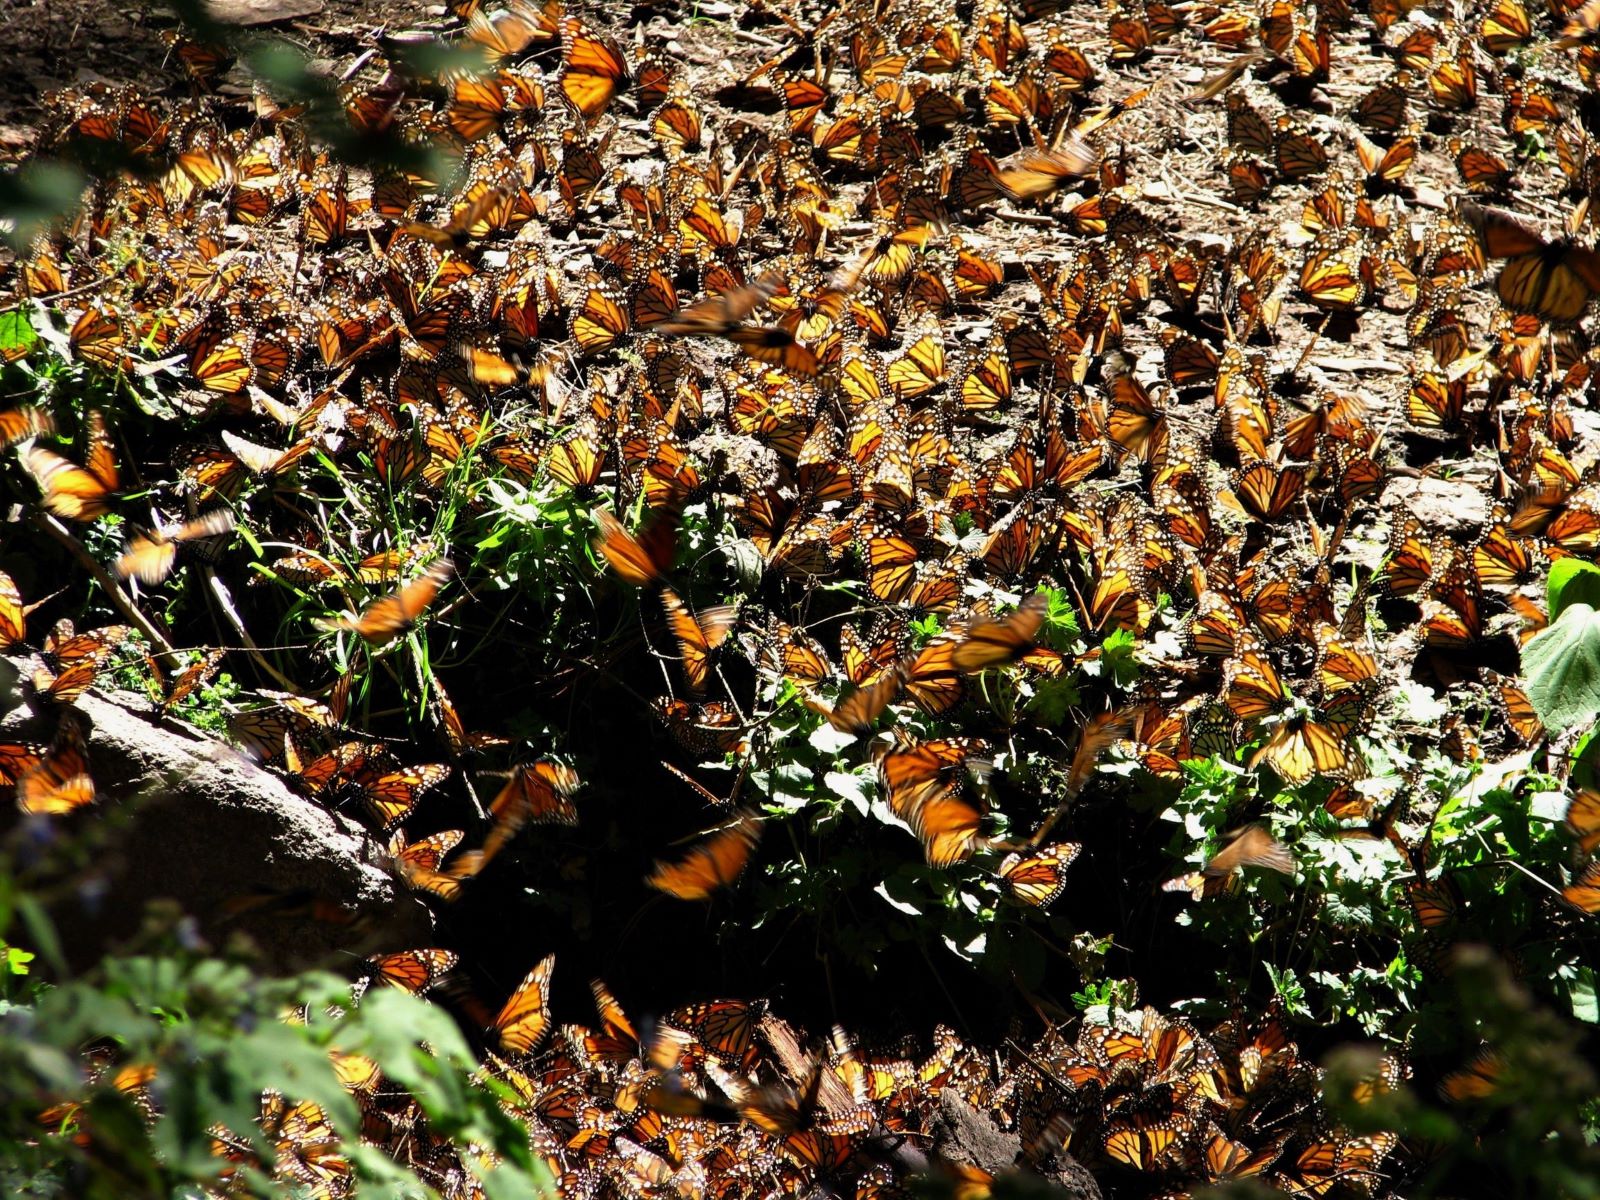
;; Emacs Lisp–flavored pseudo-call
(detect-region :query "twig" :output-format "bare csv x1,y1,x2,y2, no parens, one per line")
993,207,1060,228
0,280,113,316
32,513,174,654
202,565,301,692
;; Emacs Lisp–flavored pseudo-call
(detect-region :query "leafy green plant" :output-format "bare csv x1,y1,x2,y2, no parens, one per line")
1524,558,1600,731
0,924,550,1200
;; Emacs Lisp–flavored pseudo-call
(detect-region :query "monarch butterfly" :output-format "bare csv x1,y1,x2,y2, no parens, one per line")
68,306,132,373
781,1130,860,1173
559,19,629,118
760,622,832,686
655,271,785,336
665,997,763,1067
725,326,820,376
1202,824,1296,876
1104,373,1167,462
593,508,678,587
1499,678,1544,743
399,185,509,250
1185,592,1241,659
803,667,905,736
1224,637,1286,721
1566,789,1600,854
0,570,44,650
571,287,630,353
1406,365,1466,430
115,510,235,585
1438,1046,1507,1103
1460,201,1600,322
1282,1133,1397,1196
1103,1113,1190,1169
1251,711,1356,784
905,780,985,867
1381,515,1437,597
865,530,919,605
25,409,119,521
1428,50,1477,109
1563,858,1600,913
1299,237,1367,311
356,762,451,831
1162,331,1220,390
465,0,557,58
300,171,349,247
953,244,1003,297
678,196,741,255
494,953,556,1055
366,948,457,994
431,674,511,758
15,713,94,815
999,842,1081,907
660,586,736,695
454,760,582,879
322,558,453,644
887,333,947,400
1355,79,1409,134
651,99,702,152
0,405,52,446
1356,132,1416,185
1274,124,1328,179
32,623,131,706
1400,874,1460,930
646,809,762,900
1281,389,1368,459
954,344,1011,411
1423,567,1483,647
1472,524,1534,589
1317,627,1378,694
487,759,580,831
1204,1128,1284,1181
387,828,464,901
951,593,1048,672
1226,92,1274,160
628,267,678,330
1228,461,1307,523
1453,140,1513,194
544,422,606,489
994,138,1100,200
1504,82,1561,136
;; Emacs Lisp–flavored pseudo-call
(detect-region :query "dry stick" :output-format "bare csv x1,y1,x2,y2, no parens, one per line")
1293,311,1334,377
0,277,114,316
33,513,174,654
201,565,301,692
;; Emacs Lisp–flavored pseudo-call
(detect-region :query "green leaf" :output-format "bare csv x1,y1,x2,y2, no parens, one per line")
1548,558,1600,619
0,309,37,358
1523,603,1600,732
1569,967,1599,1024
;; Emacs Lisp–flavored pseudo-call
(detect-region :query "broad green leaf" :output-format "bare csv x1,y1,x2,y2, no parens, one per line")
0,309,37,358
1569,967,1598,1024
1523,603,1600,732
1547,557,1600,619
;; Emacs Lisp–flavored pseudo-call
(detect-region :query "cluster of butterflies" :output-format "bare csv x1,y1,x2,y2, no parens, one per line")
151,925,1416,1200
11,0,1600,1192
1000,1004,1420,1196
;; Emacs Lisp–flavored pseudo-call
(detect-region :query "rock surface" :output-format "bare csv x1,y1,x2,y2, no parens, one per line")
205,0,326,26
928,1091,1102,1199
1,658,429,972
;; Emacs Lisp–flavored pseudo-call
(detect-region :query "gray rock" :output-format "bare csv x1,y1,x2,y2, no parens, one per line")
205,0,326,26
1383,474,1491,538
928,1091,1102,1200
1,659,429,972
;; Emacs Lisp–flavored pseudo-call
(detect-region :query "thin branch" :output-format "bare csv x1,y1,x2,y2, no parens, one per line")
201,565,301,691
33,513,174,654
